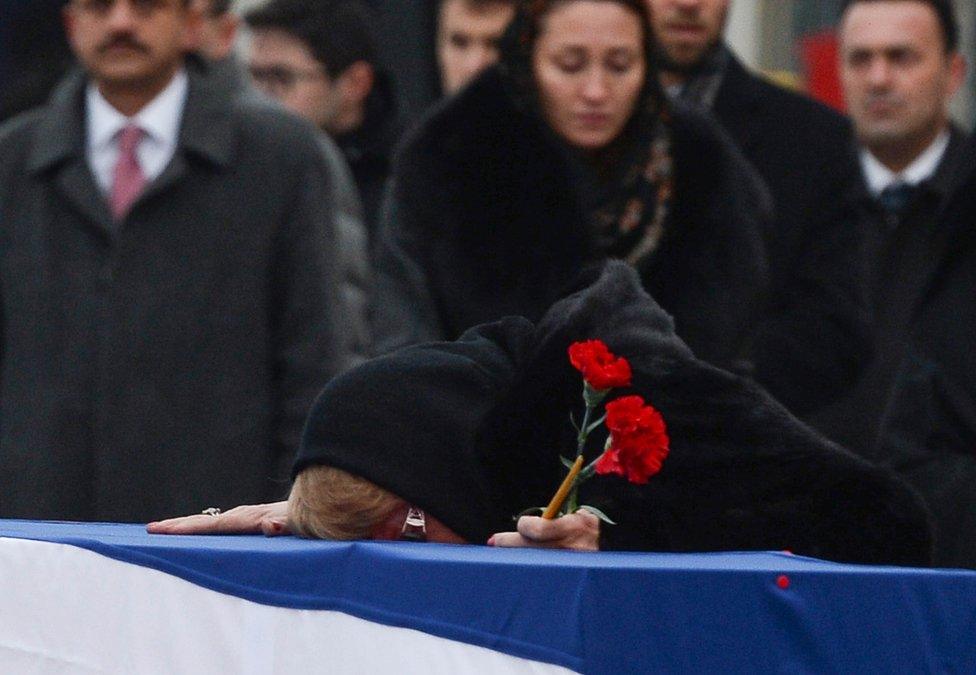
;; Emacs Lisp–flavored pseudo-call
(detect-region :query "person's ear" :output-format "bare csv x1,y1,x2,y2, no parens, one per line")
181,1,206,53
337,61,375,107
946,52,967,100
62,4,77,49
211,13,240,60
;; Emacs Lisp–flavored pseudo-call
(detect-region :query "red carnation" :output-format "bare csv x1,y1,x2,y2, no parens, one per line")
595,395,669,484
568,340,632,391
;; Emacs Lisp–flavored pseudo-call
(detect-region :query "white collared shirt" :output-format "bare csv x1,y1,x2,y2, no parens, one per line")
85,69,189,195
859,130,951,197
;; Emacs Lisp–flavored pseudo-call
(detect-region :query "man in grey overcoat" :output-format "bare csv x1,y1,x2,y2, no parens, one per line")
0,0,351,522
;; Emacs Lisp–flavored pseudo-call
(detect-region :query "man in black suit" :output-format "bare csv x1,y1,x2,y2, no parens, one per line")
874,135,976,568
0,0,349,522
646,0,869,418
822,0,972,566
817,0,967,458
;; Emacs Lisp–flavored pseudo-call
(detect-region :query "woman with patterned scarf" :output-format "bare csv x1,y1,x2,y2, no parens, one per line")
370,0,773,375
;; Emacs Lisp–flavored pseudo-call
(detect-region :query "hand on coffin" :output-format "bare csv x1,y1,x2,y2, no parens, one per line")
147,501,290,536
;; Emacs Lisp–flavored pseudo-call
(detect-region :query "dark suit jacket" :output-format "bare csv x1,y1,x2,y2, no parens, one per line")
814,127,969,459
0,60,348,522
710,53,869,416
874,135,976,568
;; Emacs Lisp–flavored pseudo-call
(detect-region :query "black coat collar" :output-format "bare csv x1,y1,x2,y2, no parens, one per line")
849,124,970,213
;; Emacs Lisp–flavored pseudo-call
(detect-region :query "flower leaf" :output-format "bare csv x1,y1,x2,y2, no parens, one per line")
560,455,577,471
579,463,597,481
578,505,617,525
585,413,607,435
569,412,581,433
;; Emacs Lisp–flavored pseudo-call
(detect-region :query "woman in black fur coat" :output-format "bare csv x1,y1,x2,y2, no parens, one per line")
371,0,772,374
150,263,932,566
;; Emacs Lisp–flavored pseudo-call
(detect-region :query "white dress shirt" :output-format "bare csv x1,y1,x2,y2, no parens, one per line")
859,130,951,197
85,69,189,195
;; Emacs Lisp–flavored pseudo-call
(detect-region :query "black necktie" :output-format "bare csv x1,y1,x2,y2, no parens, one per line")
878,182,916,214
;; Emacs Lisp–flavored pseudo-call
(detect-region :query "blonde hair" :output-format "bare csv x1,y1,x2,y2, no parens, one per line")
287,465,402,540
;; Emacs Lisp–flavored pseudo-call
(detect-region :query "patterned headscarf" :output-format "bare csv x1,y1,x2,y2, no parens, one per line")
498,0,675,266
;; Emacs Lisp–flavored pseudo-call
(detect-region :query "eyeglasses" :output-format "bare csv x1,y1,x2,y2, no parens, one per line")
248,65,326,95
73,0,176,16
399,507,427,542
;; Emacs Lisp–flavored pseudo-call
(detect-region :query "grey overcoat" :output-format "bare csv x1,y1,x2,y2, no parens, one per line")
0,60,348,522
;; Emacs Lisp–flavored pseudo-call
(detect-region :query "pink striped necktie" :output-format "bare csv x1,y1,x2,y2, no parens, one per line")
109,124,147,221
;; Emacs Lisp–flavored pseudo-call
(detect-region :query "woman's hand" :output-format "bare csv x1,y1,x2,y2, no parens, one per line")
146,502,290,536
487,511,600,551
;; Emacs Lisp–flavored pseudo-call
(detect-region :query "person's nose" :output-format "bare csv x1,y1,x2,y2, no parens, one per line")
580,71,611,104
865,57,893,90
105,0,140,31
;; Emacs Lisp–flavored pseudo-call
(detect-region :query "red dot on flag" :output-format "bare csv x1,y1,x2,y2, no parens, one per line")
777,575,790,590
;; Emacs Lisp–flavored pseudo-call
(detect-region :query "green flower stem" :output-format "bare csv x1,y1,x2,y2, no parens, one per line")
567,383,610,515
563,454,609,515
576,403,593,458
566,484,579,515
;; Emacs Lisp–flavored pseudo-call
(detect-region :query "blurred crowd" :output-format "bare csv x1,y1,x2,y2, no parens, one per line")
1,0,974,568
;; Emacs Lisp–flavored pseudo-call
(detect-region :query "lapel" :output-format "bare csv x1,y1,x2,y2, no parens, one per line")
24,60,237,238
26,69,115,237
910,131,976,318
138,58,236,208
924,125,970,204
710,52,764,155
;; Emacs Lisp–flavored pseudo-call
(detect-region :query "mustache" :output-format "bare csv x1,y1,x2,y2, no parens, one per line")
664,18,706,29
863,93,903,106
97,34,149,54
662,8,707,27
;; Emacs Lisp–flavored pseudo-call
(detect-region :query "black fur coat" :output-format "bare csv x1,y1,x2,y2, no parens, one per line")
302,263,933,565
372,66,771,373
483,263,932,565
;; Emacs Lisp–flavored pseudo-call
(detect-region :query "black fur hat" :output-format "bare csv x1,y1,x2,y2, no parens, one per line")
293,315,535,542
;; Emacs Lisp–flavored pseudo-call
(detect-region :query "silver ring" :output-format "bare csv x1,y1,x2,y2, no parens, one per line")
201,507,221,517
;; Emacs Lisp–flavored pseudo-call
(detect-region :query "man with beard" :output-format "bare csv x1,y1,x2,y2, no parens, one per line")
646,0,869,419
816,1,968,493
0,0,349,522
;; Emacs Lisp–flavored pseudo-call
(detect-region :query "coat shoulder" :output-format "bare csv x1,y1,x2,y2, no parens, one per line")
0,107,48,196
719,61,854,156
0,107,43,150
394,68,532,179
388,67,569,245
754,74,849,134
230,97,326,166
669,101,775,224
